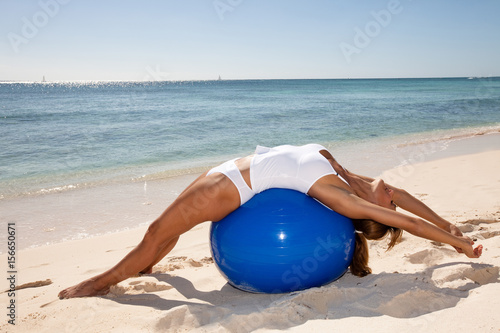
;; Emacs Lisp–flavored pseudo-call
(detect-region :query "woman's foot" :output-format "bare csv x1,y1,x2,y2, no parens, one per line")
58,278,110,299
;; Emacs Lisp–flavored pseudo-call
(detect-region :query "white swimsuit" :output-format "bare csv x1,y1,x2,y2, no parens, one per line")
206,144,346,205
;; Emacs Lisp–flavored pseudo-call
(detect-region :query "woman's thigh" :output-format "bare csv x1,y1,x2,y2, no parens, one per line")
148,172,241,242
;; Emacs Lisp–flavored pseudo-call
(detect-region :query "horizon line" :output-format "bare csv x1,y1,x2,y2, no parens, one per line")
1,75,499,84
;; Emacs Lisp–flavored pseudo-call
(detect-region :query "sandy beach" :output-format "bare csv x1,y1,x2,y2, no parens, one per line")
2,136,499,332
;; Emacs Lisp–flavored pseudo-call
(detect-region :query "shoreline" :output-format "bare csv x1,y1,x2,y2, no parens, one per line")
1,130,499,253
2,124,499,201
1,136,499,331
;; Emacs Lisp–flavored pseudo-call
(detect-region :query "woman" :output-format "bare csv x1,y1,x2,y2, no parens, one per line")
58,144,482,299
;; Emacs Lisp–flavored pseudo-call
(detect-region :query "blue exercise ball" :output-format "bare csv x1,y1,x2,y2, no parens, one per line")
209,188,355,294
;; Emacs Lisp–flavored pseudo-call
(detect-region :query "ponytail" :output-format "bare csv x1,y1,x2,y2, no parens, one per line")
349,219,403,277
350,232,371,277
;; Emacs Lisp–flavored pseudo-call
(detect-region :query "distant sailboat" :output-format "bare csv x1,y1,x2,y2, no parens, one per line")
218,75,222,81
42,76,46,82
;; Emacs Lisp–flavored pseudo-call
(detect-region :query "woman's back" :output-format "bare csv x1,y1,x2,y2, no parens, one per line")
250,144,337,194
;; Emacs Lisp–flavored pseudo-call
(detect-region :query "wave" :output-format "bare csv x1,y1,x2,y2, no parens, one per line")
0,164,216,201
395,125,500,148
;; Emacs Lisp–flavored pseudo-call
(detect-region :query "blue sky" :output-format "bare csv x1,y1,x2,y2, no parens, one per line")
1,0,499,81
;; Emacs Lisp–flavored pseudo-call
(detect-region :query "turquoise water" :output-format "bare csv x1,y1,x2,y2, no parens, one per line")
1,78,500,199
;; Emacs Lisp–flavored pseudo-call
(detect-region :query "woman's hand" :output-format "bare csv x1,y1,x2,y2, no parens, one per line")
448,224,465,253
456,236,483,258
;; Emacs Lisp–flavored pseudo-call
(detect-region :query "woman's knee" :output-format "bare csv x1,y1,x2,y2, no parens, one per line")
142,222,179,252
143,220,163,245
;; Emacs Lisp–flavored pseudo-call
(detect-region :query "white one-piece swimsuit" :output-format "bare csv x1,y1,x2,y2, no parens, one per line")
206,144,346,206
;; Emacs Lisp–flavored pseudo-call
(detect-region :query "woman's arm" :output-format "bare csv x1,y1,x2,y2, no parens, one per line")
308,183,482,258
339,166,458,233
329,160,472,253
390,188,451,227
389,188,471,253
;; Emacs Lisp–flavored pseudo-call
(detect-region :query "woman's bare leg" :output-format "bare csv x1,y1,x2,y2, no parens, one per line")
139,236,179,274
139,172,209,274
58,172,240,299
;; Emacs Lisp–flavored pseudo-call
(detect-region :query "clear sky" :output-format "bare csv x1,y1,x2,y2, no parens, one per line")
1,0,499,81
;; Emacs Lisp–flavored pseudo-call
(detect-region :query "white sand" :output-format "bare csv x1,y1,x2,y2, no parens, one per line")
2,145,499,332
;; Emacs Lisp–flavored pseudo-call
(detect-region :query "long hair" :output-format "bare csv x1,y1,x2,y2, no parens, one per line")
349,219,403,277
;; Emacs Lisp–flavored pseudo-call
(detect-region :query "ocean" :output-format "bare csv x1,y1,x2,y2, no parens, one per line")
1,77,500,250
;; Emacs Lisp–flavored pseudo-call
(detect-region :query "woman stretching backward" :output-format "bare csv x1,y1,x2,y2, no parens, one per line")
59,144,482,299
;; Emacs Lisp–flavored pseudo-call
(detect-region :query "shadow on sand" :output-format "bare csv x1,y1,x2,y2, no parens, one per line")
106,261,499,331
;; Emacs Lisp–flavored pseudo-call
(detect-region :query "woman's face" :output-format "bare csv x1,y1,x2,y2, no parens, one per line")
372,179,396,210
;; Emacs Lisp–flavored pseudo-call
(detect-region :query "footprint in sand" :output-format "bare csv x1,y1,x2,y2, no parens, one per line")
168,256,188,262
377,289,459,318
432,263,499,288
153,263,184,273
200,256,214,264
457,224,476,233
108,256,214,296
109,279,173,295
406,248,458,266
463,265,500,285
462,218,500,226
475,230,500,240
152,256,212,273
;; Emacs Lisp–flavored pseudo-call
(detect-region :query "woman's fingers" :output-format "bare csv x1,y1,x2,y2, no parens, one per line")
474,245,483,257
464,244,483,258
